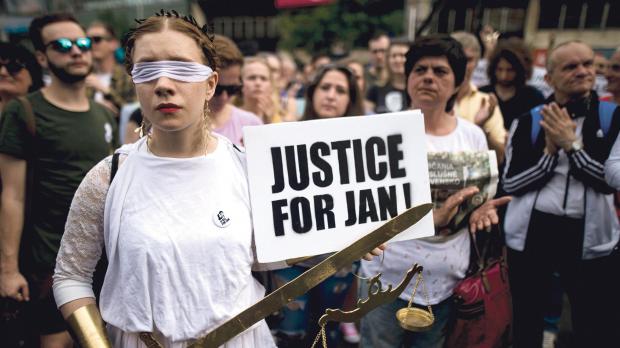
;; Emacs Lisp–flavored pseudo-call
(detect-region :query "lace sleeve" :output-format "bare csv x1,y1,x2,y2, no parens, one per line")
52,156,116,307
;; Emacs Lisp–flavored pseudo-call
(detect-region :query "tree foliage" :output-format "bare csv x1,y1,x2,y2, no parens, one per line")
276,0,404,52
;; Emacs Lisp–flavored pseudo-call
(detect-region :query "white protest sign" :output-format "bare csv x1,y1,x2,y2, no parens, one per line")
243,111,434,263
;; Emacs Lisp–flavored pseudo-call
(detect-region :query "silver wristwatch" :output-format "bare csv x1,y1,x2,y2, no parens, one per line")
569,138,584,153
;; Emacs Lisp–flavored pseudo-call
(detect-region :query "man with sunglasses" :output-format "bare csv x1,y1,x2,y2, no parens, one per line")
209,34,262,146
85,21,135,115
0,13,117,348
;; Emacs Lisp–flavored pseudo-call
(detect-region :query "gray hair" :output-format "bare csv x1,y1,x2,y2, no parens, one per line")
546,40,592,72
451,31,481,58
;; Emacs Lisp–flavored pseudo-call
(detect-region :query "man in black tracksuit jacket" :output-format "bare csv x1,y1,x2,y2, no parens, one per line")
501,41,620,348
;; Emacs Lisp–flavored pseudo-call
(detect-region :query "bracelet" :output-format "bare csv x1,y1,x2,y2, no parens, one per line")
66,304,112,348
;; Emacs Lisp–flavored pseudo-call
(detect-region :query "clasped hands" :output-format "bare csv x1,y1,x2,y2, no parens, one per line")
540,102,578,154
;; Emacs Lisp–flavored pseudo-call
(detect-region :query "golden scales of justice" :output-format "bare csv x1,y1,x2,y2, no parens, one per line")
310,265,434,348
76,203,434,348
199,203,435,348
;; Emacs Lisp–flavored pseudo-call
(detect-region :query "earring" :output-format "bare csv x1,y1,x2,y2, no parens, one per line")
204,102,211,118
134,120,147,138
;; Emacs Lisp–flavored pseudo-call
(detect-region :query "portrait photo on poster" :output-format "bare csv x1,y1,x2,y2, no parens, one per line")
244,111,435,263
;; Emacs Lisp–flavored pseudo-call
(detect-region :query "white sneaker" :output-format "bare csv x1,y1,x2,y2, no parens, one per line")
542,330,557,348
340,322,360,344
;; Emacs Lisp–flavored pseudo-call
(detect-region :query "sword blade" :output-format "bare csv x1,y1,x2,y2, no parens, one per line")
195,203,433,347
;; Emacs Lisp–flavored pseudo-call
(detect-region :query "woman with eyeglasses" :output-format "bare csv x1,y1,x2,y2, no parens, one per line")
366,38,410,114
0,42,44,115
272,64,365,348
0,40,44,347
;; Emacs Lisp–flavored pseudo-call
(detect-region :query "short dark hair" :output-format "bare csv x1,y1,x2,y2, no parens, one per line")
29,13,81,52
404,35,467,112
369,32,389,43
88,20,117,39
0,41,44,92
302,64,364,120
487,37,533,88
311,52,331,66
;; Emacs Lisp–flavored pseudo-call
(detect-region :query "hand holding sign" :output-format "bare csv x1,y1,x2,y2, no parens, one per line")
244,111,434,263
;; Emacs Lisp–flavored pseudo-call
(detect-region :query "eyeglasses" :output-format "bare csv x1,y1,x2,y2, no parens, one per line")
371,48,387,54
214,84,242,96
91,36,111,44
44,38,92,54
0,60,26,75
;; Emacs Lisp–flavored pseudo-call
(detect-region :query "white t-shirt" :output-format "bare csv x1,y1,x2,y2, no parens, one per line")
54,135,275,347
93,72,112,102
361,117,488,305
471,59,489,88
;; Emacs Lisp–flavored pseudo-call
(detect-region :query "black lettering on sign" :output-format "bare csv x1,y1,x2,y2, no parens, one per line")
285,145,309,191
331,140,351,184
352,139,365,183
366,136,388,181
378,185,398,220
387,134,406,178
290,197,312,233
358,189,379,224
314,194,335,230
271,147,285,194
272,199,288,236
344,190,357,226
403,183,412,209
310,142,333,187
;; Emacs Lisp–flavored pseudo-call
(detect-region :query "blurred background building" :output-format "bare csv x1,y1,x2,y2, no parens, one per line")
2,0,619,60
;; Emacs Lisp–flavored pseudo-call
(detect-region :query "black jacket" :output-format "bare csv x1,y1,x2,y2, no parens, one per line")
502,91,620,196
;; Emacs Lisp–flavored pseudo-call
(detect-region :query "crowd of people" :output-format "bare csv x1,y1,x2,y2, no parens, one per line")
1,8,619,348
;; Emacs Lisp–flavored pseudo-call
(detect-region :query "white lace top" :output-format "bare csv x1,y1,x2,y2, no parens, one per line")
53,135,276,346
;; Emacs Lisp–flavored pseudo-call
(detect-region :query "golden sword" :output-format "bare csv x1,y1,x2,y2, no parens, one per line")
190,203,433,347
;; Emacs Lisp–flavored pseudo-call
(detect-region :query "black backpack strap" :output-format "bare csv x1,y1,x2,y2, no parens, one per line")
110,153,120,185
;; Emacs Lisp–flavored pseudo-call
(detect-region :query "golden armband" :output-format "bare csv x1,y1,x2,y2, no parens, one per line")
66,304,112,348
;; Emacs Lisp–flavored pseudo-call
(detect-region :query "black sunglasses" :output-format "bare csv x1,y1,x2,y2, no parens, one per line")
45,37,92,54
0,60,26,75
215,84,242,96
91,36,111,44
